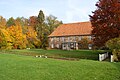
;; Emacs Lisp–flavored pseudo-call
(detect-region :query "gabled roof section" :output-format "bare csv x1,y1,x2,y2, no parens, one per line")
49,21,92,37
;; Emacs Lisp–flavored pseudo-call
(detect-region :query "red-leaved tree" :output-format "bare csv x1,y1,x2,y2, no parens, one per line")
89,0,120,47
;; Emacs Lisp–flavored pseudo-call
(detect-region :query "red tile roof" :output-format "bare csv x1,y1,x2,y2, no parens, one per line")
49,21,92,37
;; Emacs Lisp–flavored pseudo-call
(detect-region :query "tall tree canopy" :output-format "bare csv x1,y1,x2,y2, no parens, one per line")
0,16,6,29
36,10,46,48
36,10,45,39
0,10,62,49
29,16,37,30
7,25,27,49
6,17,15,27
46,15,62,34
89,0,120,47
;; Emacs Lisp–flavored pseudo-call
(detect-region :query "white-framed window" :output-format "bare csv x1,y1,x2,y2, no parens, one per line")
51,44,54,48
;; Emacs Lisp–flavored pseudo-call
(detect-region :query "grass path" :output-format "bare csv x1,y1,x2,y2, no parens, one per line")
0,53,120,80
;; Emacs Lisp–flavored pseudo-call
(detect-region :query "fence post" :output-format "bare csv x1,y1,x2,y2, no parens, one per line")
101,54,103,60
99,54,102,61
111,55,113,62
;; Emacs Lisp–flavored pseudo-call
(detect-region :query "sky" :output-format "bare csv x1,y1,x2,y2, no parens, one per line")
0,0,98,23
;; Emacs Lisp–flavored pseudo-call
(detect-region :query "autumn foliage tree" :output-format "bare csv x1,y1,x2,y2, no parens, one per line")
89,0,120,47
7,25,27,49
26,26,40,48
29,16,37,30
0,10,62,49
0,16,6,29
0,29,12,49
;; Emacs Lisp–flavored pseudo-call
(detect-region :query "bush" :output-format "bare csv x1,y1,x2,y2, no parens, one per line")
106,38,120,61
79,38,89,49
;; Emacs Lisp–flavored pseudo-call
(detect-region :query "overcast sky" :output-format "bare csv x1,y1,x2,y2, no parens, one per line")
0,0,98,23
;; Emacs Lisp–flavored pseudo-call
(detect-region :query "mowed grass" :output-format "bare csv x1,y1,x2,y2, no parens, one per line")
0,49,105,60
0,53,120,80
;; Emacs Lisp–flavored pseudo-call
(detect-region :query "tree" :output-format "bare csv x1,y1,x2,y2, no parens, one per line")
7,25,28,49
106,38,120,61
89,0,120,47
26,26,40,48
36,10,46,48
46,15,62,34
0,16,6,29
79,38,90,49
15,17,29,34
6,17,15,27
29,16,37,30
0,29,12,49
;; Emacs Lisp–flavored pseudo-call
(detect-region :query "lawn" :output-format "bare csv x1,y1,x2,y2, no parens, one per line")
0,49,105,60
0,53,120,80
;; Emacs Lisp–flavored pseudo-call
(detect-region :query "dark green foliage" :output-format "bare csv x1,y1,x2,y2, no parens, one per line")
37,10,45,23
6,17,15,27
35,10,46,48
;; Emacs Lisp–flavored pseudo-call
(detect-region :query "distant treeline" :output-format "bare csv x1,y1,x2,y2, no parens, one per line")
0,10,62,49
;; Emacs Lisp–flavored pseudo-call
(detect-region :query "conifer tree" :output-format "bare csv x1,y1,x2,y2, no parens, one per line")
36,10,46,48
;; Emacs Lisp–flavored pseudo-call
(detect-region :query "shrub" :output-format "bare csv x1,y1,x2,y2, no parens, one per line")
79,38,89,49
106,38,120,61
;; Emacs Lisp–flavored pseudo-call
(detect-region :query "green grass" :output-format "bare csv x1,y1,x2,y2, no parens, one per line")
0,49,104,60
0,53,120,80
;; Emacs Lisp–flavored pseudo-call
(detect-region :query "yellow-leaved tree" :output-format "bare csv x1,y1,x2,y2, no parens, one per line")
26,26,40,48
0,28,12,49
7,25,28,49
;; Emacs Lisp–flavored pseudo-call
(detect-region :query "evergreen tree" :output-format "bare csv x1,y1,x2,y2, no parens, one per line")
36,10,46,48
89,0,120,47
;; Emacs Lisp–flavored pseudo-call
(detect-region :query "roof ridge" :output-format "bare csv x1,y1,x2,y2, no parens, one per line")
63,21,90,25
